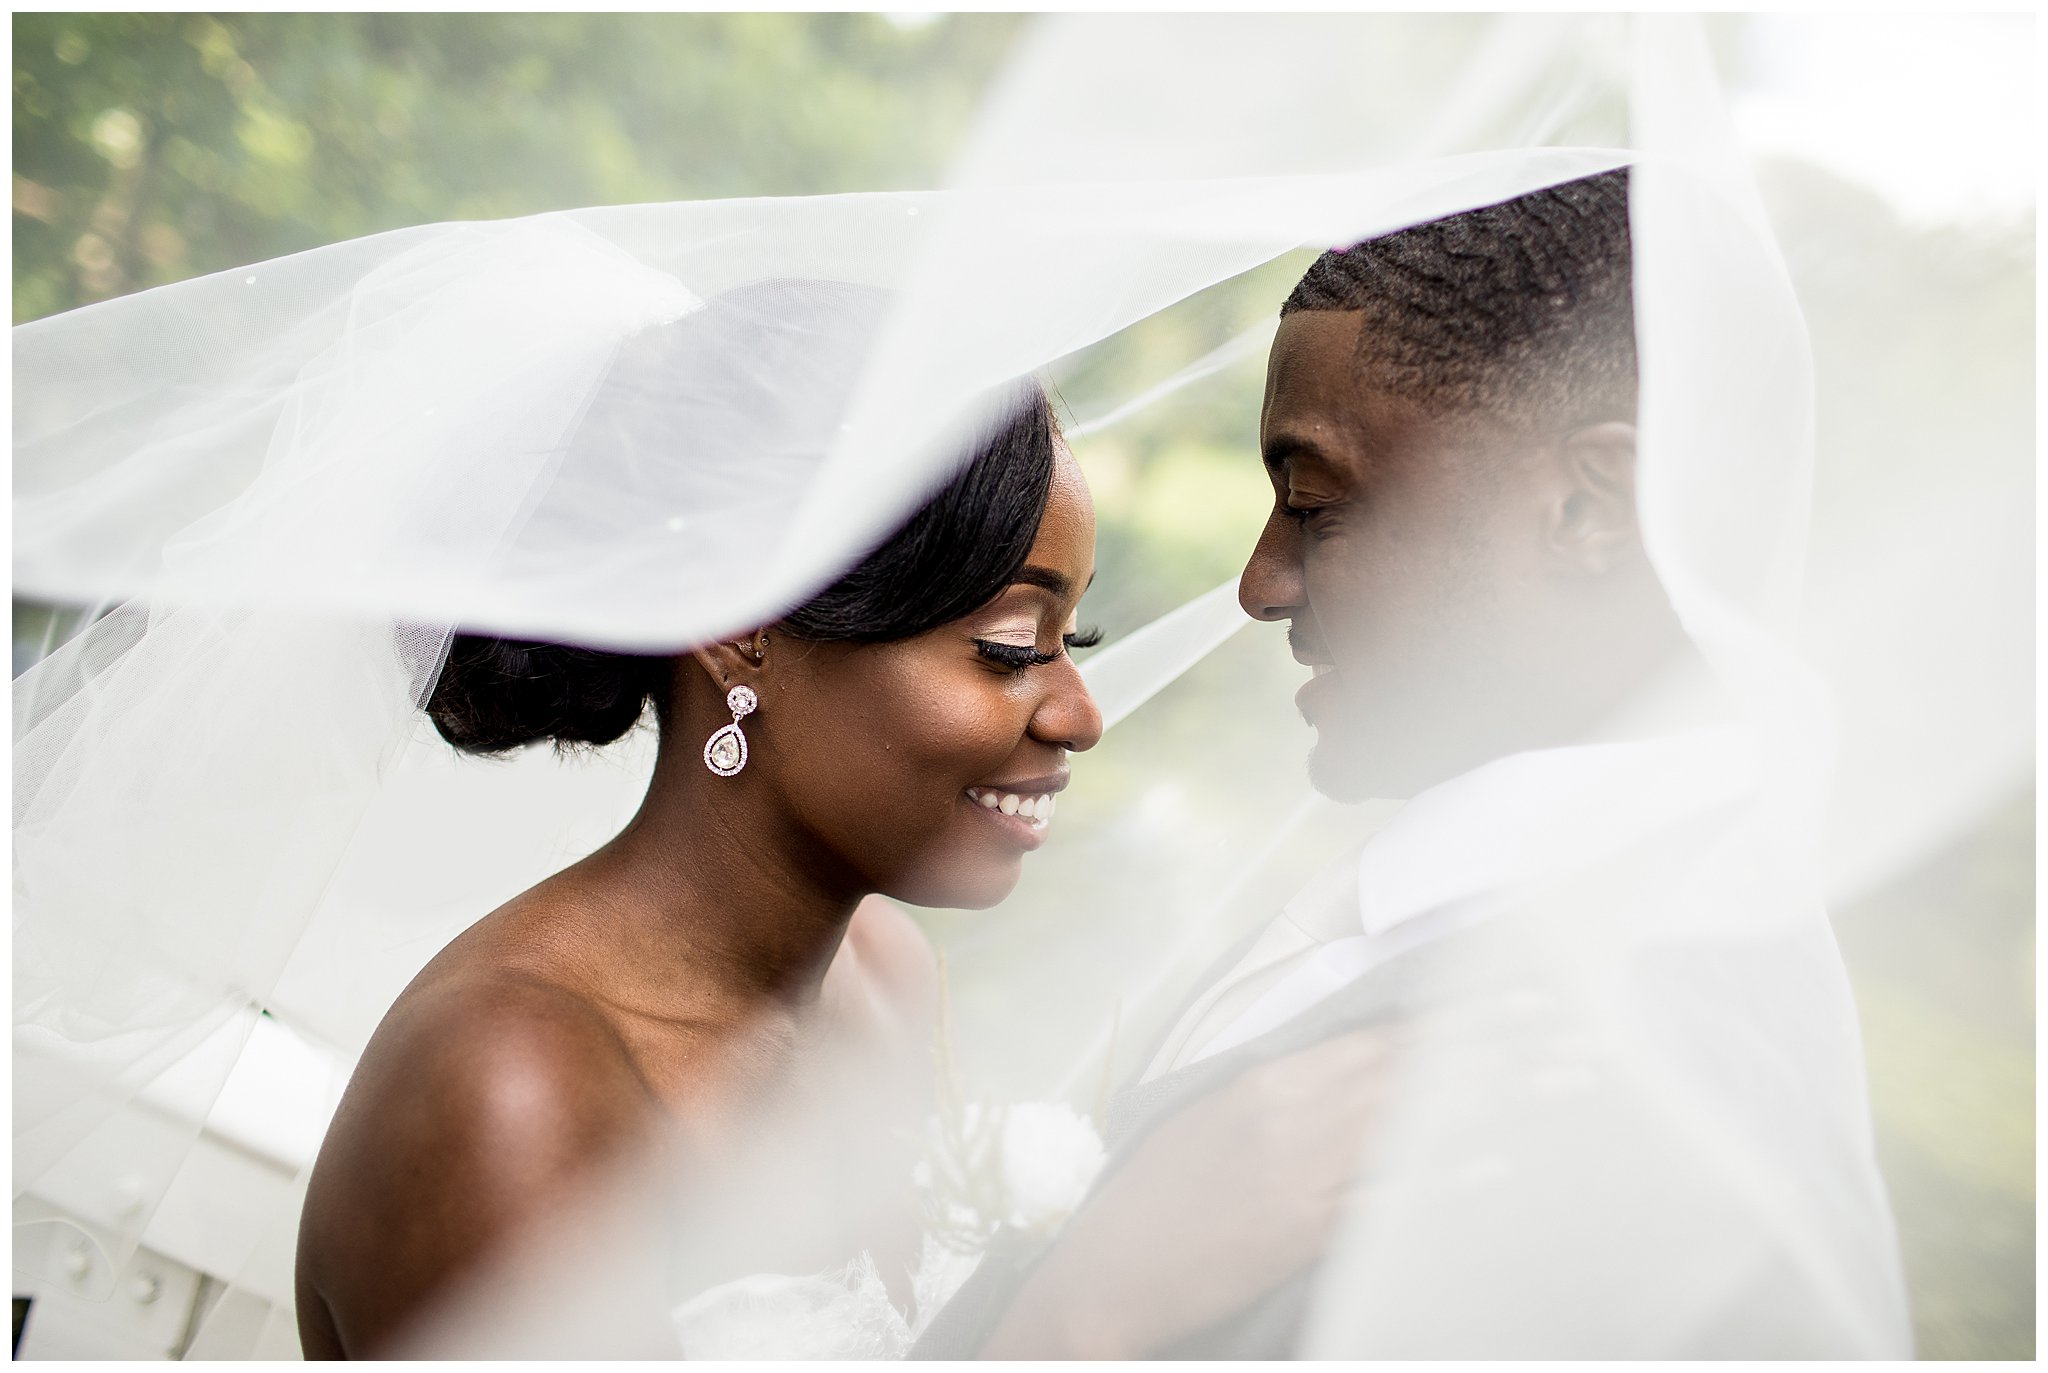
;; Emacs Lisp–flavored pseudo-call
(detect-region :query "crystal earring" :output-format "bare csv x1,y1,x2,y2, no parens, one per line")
703,684,757,777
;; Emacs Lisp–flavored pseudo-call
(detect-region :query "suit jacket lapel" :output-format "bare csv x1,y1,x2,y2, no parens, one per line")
1103,929,1452,1154
1120,913,1281,1091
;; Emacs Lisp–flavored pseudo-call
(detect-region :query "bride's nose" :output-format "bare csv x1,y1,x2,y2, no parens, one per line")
1029,657,1104,753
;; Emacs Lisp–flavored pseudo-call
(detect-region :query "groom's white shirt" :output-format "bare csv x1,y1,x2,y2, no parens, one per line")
1142,720,1914,1359
1144,723,1759,1080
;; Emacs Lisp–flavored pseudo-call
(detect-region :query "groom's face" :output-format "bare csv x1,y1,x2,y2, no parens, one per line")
1241,310,1570,801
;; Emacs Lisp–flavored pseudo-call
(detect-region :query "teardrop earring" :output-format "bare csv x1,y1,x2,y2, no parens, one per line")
703,684,757,777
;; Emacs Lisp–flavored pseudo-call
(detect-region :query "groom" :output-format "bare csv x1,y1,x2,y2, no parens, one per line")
914,169,1908,1358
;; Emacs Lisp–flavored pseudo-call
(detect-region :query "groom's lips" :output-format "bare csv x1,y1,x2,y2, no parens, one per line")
1289,636,1338,722
1287,621,1331,663
1295,666,1338,723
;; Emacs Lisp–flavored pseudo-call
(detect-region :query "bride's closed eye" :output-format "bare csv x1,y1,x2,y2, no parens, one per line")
975,626,1103,671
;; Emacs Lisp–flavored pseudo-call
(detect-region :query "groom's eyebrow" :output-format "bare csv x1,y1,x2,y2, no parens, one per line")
1263,433,1335,475
1253,436,1351,489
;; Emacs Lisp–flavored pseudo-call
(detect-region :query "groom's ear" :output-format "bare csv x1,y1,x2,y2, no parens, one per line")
688,628,771,695
1545,420,1640,575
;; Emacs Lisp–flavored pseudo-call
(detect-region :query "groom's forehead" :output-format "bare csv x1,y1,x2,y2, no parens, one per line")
1262,312,1368,454
1266,308,1365,393
1263,310,1458,480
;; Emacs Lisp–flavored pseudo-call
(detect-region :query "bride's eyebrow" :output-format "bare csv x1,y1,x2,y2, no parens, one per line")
1009,566,1095,599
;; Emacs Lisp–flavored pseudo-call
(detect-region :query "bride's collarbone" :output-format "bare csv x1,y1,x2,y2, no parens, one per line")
402,885,926,1139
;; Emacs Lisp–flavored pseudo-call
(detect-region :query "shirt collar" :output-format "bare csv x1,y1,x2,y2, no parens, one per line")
1352,724,1759,938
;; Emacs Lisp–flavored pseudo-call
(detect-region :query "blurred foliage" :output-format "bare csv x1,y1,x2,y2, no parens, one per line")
12,12,1022,321
1835,792,2035,1359
1757,156,2034,1357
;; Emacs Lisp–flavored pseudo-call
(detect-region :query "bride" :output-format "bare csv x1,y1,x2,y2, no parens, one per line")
292,283,1106,1356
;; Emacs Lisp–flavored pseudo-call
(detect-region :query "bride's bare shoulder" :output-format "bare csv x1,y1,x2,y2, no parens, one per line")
379,964,650,1120
299,966,657,1353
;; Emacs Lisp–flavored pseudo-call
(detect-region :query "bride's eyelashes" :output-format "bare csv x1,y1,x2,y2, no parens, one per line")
975,640,1060,670
974,625,1104,671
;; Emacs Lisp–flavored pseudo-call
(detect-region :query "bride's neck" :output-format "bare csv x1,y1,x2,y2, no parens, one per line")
582,729,863,1013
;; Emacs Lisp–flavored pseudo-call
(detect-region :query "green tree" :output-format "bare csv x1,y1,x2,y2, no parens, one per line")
14,13,1021,322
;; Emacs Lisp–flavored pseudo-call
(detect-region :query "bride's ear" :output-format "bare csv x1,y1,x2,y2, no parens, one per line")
688,629,771,696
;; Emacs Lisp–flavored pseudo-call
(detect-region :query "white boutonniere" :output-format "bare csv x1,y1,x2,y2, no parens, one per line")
915,956,1108,1252
915,1098,1107,1251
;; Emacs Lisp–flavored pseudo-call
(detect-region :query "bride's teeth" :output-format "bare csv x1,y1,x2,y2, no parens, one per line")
972,789,1059,822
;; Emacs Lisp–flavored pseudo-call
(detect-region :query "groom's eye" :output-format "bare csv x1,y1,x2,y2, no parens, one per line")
1282,497,1346,538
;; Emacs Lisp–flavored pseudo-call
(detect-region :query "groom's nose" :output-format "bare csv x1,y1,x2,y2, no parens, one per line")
1239,511,1305,623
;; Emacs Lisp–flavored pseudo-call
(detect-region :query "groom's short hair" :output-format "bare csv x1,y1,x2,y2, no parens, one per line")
1282,167,1636,436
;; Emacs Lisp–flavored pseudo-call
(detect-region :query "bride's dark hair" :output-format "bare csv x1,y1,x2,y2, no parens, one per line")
426,280,1060,756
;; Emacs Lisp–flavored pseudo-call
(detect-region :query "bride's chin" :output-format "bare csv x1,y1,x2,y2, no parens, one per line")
883,853,1025,912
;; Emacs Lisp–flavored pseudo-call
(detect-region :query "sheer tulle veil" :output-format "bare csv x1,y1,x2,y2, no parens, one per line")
12,14,2027,1357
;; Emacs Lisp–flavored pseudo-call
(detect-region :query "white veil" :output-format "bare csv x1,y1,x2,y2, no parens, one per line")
13,13,2028,1359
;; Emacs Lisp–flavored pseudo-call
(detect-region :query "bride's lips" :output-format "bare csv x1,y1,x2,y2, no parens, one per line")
963,772,1067,850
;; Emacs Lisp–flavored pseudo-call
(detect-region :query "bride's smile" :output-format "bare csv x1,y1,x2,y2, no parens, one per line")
963,771,1067,844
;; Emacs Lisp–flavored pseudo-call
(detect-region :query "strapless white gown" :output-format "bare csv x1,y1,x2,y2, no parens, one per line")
671,1101,1104,1359
672,1240,981,1360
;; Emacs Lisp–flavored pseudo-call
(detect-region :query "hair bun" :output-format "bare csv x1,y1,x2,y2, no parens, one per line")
425,634,666,756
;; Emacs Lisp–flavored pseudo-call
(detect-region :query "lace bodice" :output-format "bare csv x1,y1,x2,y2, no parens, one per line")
671,1100,1104,1359
672,1239,982,1359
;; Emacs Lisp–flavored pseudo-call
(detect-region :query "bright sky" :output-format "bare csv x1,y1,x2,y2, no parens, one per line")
1730,13,2035,228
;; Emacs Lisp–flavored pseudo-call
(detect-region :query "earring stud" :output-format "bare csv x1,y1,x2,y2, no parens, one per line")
704,683,757,776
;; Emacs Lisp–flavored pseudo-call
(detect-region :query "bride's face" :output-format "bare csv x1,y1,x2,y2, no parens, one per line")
759,444,1102,908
